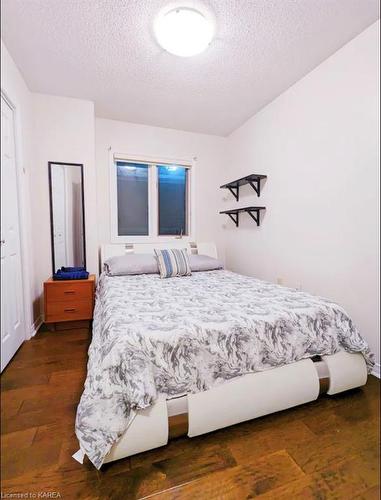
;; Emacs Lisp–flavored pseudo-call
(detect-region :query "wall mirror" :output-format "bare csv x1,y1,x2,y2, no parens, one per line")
48,162,86,274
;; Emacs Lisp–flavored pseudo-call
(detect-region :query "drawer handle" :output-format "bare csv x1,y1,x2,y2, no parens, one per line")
64,308,76,313
64,290,76,294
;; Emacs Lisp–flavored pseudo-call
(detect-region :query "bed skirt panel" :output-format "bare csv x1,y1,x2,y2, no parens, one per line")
103,397,169,464
323,351,367,395
188,358,319,437
102,353,368,465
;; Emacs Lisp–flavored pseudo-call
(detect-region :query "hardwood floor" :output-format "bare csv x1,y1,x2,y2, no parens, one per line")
1,325,380,499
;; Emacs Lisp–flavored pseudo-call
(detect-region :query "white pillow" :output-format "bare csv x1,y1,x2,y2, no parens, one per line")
104,254,158,276
189,254,224,272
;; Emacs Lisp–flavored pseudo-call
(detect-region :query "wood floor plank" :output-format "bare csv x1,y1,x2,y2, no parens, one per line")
227,419,316,464
288,416,380,475
252,456,377,500
130,431,237,470
19,392,81,414
1,427,62,480
1,369,51,391
1,404,77,435
1,427,37,451
0,385,83,416
354,485,381,500
3,443,236,499
150,450,305,499
9,355,88,373
99,444,237,499
1,465,101,498
48,369,87,387
0,393,23,417
1,325,379,499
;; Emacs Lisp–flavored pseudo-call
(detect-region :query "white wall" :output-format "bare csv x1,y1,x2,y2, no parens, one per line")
1,42,98,329
1,41,36,334
95,118,227,265
223,21,380,364
32,94,98,315
2,19,380,371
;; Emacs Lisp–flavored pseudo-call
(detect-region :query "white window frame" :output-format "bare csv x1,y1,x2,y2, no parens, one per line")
109,151,196,243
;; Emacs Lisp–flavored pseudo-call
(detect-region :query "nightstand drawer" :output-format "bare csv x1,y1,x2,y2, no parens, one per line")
44,274,95,324
45,282,92,303
45,299,93,322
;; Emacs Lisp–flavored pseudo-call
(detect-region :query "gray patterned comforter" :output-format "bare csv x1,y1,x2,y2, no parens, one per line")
75,270,373,468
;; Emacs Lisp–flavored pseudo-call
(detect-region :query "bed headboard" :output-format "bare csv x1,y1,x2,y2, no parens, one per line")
100,241,218,270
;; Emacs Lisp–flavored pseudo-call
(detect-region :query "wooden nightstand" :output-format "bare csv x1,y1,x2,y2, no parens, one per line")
44,275,95,325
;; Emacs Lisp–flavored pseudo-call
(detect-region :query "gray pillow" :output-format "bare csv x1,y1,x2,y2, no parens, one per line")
189,254,224,272
104,254,159,276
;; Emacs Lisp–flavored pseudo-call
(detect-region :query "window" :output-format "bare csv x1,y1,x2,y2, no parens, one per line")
112,157,192,241
116,162,149,236
158,165,188,236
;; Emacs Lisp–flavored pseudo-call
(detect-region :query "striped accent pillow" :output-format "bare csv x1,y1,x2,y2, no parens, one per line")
154,248,192,278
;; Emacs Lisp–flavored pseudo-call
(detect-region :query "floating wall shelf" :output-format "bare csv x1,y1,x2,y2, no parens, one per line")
220,173,267,201
220,206,266,227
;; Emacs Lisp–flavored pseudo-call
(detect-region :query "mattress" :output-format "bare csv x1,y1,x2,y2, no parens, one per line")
75,269,373,468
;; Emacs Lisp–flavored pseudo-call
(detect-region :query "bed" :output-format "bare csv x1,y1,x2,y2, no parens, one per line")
74,242,373,469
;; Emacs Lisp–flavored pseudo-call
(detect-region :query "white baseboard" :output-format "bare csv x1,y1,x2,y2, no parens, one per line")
371,363,380,379
30,315,43,338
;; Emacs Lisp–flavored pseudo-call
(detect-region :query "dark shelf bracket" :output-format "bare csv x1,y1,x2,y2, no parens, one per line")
220,174,267,201
220,206,265,228
247,209,260,226
227,212,239,227
248,180,261,197
227,186,239,201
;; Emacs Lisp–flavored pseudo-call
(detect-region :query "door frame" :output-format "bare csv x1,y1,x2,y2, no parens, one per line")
1,89,33,342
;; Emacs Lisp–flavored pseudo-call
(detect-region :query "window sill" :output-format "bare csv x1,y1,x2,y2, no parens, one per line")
110,235,194,244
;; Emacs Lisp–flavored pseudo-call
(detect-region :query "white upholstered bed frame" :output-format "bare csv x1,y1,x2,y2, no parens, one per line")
98,242,368,465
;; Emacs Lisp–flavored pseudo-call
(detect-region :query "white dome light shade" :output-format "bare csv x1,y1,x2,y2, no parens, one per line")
154,7,215,57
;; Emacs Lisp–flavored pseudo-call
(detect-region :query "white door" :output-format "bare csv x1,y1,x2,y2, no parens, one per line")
1,95,25,372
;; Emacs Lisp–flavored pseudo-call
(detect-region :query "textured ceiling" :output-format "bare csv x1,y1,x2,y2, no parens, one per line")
1,0,379,136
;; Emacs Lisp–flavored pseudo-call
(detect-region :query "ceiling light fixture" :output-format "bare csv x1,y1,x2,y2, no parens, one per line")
154,3,215,57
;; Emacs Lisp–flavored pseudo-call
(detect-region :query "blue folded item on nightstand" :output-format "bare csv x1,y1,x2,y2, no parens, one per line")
53,269,89,280
60,266,86,272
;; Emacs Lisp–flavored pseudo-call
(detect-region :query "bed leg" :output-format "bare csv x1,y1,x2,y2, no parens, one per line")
168,413,188,439
319,377,330,395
